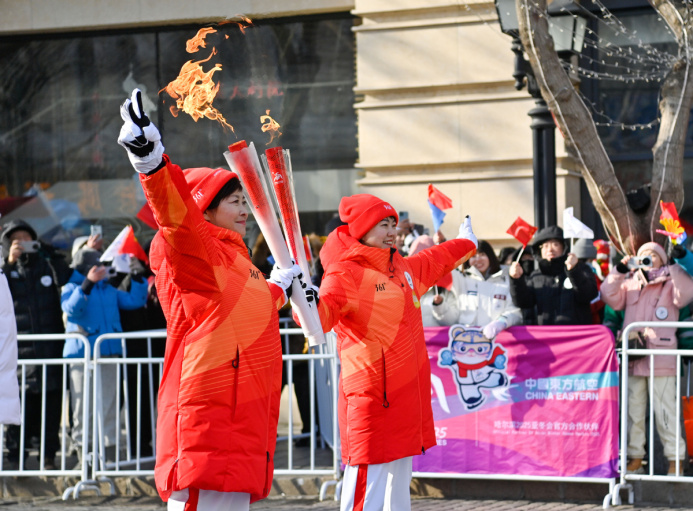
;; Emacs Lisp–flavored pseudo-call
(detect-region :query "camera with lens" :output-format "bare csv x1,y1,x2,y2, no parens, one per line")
19,240,40,253
103,265,117,277
627,255,652,269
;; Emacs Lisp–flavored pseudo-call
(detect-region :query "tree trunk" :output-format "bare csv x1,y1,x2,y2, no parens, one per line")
647,0,693,240
516,0,693,253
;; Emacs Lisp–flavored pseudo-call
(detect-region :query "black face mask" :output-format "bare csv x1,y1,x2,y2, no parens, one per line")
520,259,534,275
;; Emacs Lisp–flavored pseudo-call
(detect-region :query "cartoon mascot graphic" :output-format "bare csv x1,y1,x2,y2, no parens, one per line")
438,325,508,410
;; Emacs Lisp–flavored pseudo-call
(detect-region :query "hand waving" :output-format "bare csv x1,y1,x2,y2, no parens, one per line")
118,88,165,173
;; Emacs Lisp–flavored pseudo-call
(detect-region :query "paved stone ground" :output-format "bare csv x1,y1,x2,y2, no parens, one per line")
1,496,693,510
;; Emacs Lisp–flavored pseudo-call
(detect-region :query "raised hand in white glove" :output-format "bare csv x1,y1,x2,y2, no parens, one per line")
269,263,303,297
482,318,507,340
457,215,478,248
118,88,165,174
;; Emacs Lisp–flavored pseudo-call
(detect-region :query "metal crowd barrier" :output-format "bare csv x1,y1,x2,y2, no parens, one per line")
49,327,341,499
23,324,693,507
67,330,167,499
0,334,90,482
606,321,693,508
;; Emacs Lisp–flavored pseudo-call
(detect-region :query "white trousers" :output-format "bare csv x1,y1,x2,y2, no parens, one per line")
340,456,412,511
70,363,119,448
628,375,687,460
167,489,250,511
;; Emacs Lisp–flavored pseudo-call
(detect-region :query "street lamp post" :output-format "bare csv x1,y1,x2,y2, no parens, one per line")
494,0,586,230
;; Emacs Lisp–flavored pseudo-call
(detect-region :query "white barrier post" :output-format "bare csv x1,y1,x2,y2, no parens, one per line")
608,321,693,508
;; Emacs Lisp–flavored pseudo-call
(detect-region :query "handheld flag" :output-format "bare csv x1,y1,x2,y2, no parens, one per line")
506,217,537,248
428,184,453,232
563,207,594,239
136,202,158,230
436,272,454,291
100,225,149,265
657,201,687,245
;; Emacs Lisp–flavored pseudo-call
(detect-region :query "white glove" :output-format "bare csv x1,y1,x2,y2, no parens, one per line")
482,318,507,339
268,263,302,293
118,88,165,174
457,215,478,248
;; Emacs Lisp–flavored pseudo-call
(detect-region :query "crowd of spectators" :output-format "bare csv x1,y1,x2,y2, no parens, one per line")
1,221,160,469
3,211,693,477
398,217,693,477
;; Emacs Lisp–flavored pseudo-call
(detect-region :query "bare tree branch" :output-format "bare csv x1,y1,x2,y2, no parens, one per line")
647,0,693,239
517,0,639,252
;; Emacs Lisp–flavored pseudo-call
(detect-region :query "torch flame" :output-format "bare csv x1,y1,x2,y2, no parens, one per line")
219,15,253,33
260,110,282,145
162,48,234,132
236,15,253,33
161,17,254,133
186,27,217,53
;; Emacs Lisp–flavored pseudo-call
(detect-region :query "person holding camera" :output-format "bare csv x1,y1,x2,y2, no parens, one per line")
61,245,148,464
508,226,598,325
601,241,693,475
0,219,73,470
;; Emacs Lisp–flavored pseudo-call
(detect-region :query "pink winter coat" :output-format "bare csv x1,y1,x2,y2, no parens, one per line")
601,264,693,376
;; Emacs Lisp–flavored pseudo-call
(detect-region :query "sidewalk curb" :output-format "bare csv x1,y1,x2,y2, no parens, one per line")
3,474,692,507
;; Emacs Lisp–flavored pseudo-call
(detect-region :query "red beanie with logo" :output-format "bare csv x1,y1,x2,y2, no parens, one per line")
338,194,399,241
183,167,238,212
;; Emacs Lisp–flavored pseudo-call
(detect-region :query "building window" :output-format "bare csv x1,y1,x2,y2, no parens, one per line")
0,14,356,252
580,6,693,224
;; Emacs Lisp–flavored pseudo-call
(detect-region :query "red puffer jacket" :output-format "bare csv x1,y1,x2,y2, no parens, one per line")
316,226,476,465
141,155,285,503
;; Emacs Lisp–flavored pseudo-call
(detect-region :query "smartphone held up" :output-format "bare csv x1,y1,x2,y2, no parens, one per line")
19,240,40,253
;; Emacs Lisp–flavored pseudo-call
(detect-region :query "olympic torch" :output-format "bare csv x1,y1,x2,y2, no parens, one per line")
261,146,323,341
223,141,325,346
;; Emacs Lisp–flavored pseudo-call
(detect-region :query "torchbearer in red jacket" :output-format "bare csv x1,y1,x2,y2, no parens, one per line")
308,194,478,511
117,89,301,511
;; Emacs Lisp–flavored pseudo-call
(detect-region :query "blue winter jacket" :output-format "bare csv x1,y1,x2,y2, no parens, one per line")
674,247,693,276
61,271,148,358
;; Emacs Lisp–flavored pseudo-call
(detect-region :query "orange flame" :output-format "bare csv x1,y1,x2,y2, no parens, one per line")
186,27,217,53
219,15,253,34
236,15,253,34
260,110,282,144
162,48,234,132
161,17,255,133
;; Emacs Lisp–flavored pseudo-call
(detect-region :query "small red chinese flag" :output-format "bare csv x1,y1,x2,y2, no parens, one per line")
137,202,158,231
427,184,453,210
120,226,149,265
506,217,538,248
436,272,454,291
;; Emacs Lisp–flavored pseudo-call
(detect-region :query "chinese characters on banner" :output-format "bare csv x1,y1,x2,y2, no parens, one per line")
415,325,619,478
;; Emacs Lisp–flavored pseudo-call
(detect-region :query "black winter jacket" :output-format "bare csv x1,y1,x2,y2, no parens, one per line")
509,254,598,325
1,246,73,392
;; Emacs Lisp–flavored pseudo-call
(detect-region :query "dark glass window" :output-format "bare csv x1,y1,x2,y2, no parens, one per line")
584,10,676,161
0,15,356,252
579,7,693,224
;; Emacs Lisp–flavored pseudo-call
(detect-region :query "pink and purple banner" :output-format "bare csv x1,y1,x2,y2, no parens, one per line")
413,325,618,478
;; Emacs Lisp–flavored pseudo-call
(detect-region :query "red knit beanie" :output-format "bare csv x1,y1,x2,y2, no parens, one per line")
338,194,399,241
183,167,238,212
